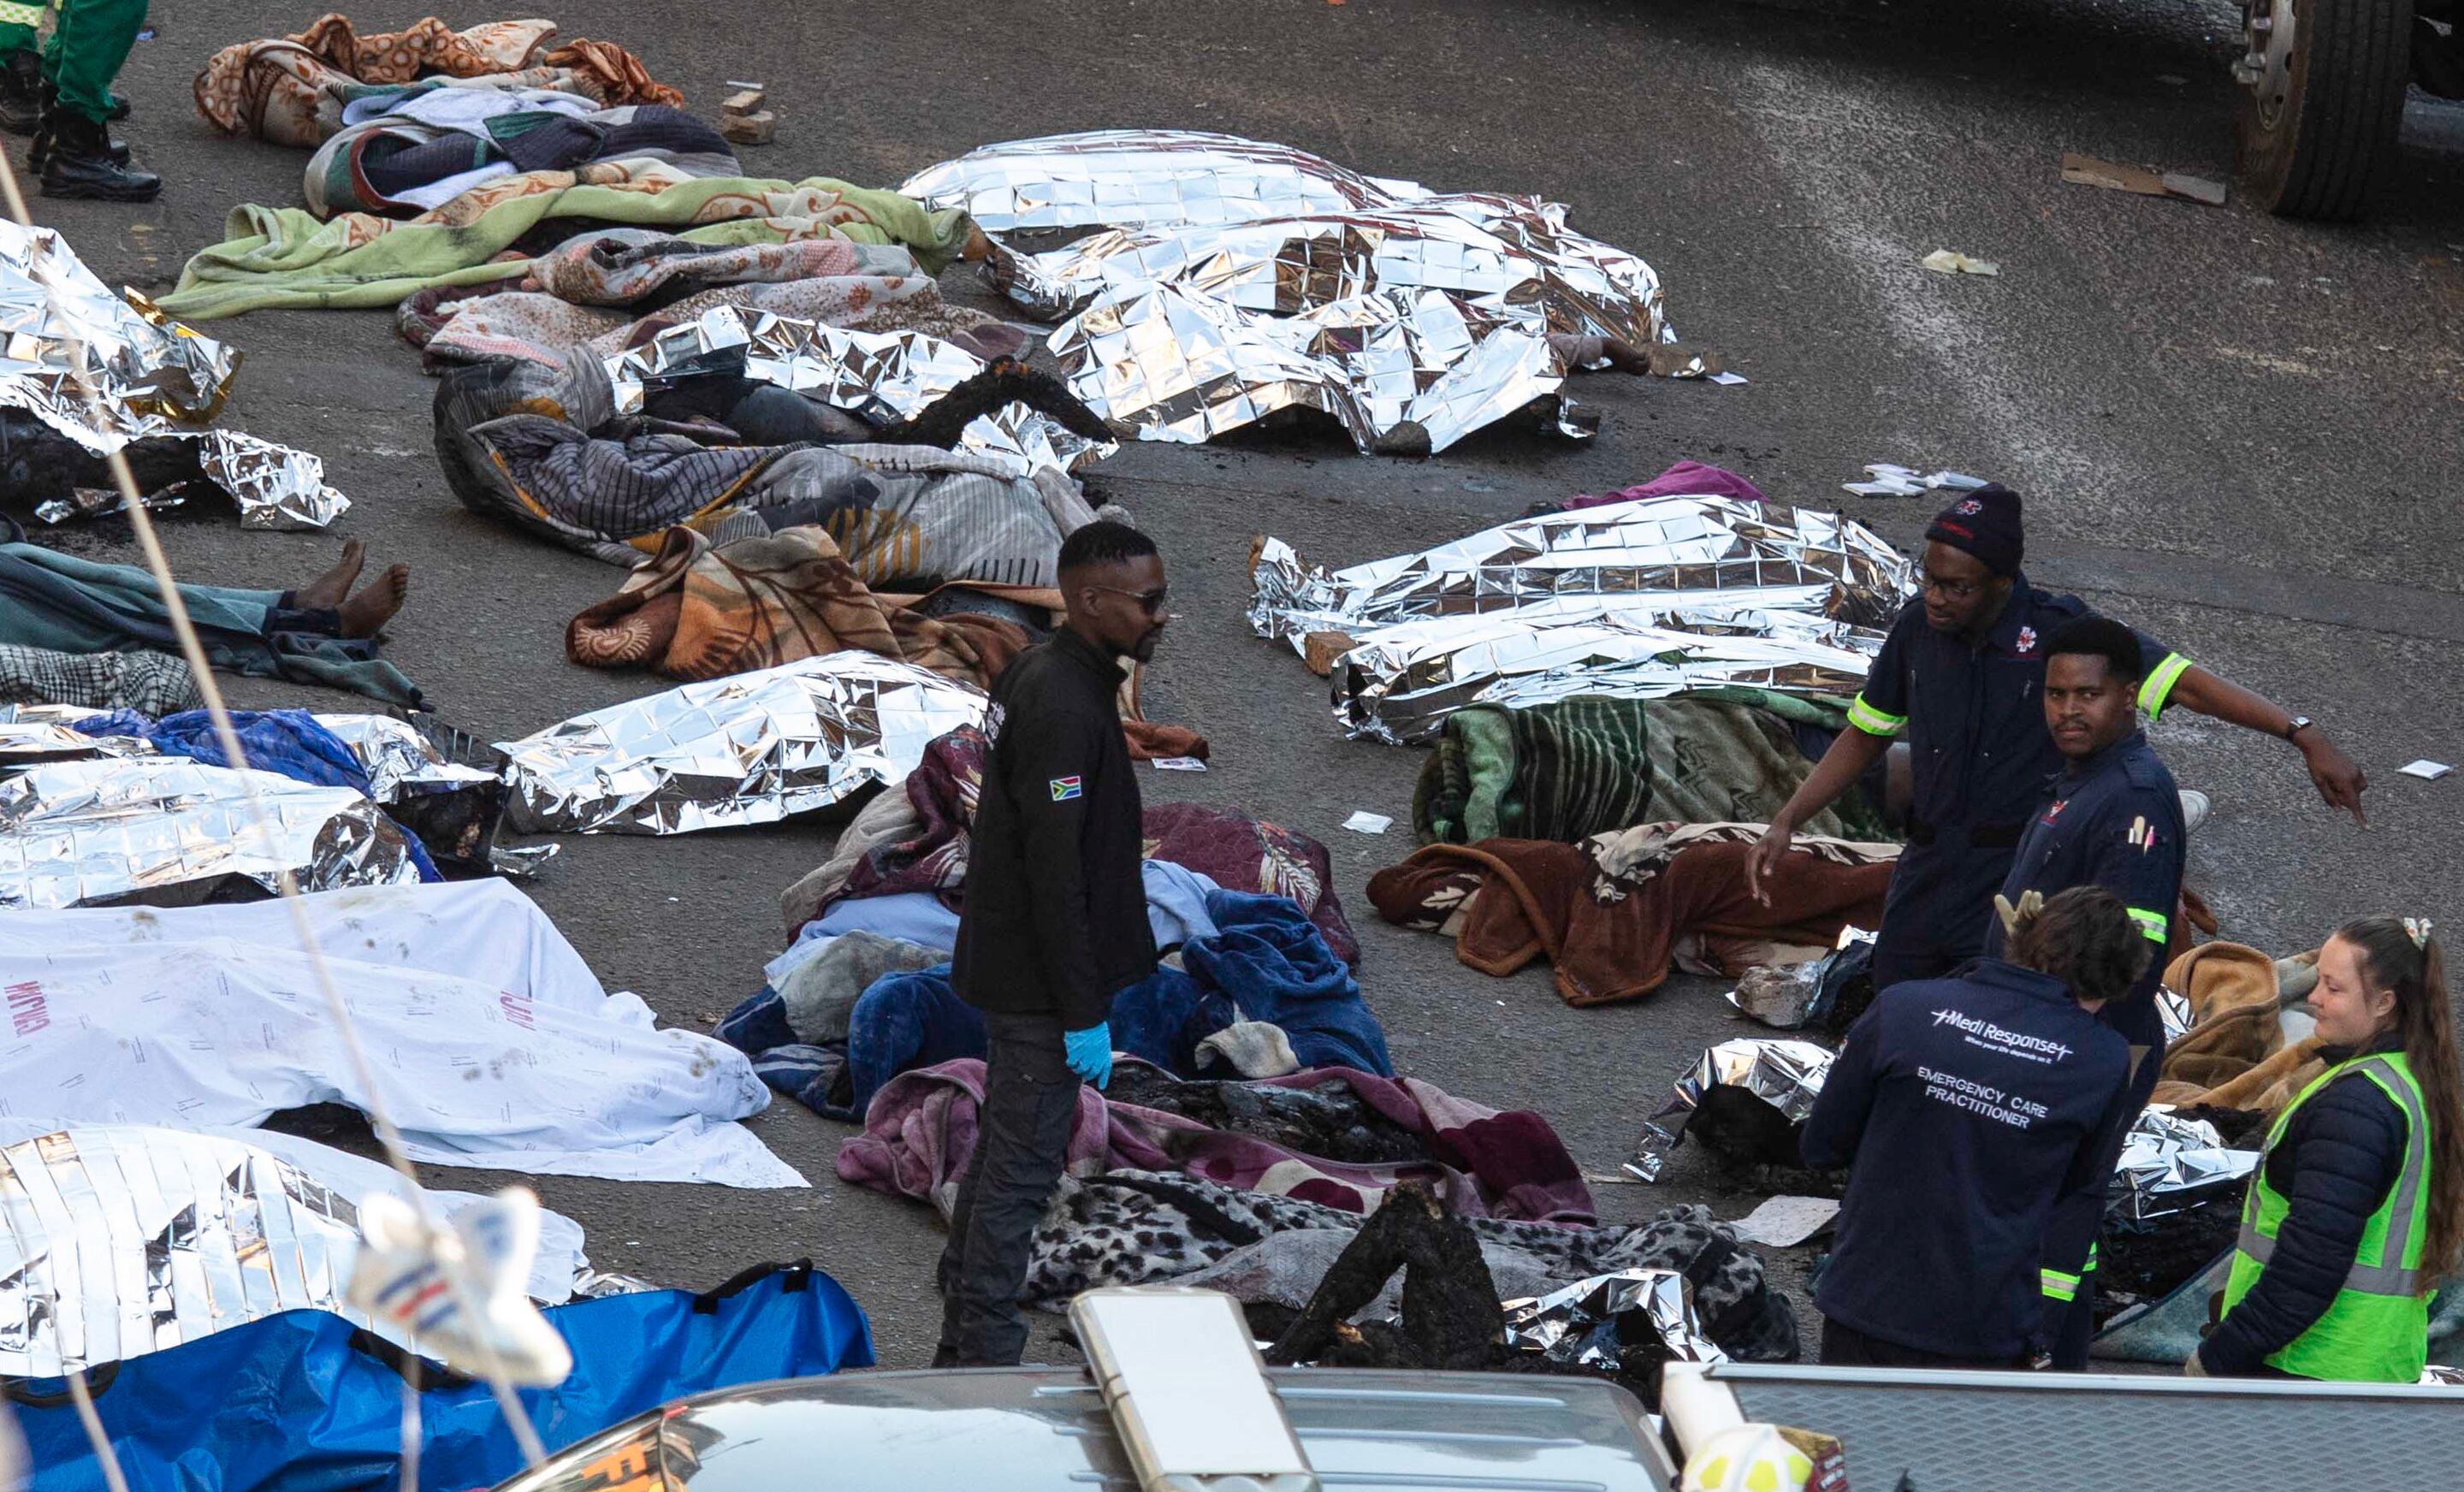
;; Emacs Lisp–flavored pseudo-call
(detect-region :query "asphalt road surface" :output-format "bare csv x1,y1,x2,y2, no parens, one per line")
32,0,2464,1371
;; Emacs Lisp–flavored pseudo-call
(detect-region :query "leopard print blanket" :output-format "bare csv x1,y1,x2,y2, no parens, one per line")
1026,1169,1798,1361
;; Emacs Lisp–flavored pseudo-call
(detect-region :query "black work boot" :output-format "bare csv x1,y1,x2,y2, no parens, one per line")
37,110,157,201
0,51,40,137
29,83,127,169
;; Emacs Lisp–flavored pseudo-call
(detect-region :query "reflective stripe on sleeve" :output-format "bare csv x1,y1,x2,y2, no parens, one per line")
2127,907,2170,944
2139,652,2193,719
2040,1267,2081,1302
1845,693,1907,737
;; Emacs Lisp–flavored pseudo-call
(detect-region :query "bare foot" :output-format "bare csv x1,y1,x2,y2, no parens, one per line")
338,563,409,638
296,539,365,609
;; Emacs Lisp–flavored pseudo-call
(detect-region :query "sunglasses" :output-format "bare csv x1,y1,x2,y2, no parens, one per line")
1090,583,1174,619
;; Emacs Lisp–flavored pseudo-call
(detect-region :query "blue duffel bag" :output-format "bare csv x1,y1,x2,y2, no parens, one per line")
15,1259,873,1492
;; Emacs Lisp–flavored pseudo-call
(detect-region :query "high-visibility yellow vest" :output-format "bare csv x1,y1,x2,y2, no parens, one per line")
2219,1051,2431,1382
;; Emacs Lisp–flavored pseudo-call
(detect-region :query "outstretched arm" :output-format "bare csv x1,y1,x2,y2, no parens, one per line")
2165,666,2367,826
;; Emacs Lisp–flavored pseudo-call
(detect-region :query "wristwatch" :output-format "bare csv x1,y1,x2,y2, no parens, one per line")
2283,714,2314,742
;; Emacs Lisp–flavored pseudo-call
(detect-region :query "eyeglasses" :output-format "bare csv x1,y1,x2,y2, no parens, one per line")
1922,571,1984,602
1090,583,1173,618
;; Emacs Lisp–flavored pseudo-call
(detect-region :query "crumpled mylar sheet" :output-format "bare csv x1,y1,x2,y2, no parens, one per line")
0,757,421,908
1251,496,1912,743
313,713,498,804
2110,1106,2260,1225
1628,1039,1835,1182
903,129,1673,455
0,221,232,449
601,304,1111,477
495,652,987,836
0,222,348,529
1253,496,1914,638
1501,1269,1724,1371
0,1123,588,1377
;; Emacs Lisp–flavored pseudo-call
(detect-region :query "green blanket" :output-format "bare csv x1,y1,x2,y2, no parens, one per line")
1411,692,1890,846
160,173,974,319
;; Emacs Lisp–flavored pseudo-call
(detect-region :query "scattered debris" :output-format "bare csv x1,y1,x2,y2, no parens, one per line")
2060,152,2227,207
720,110,777,145
1920,248,1999,277
1645,343,1727,378
2401,760,2454,781
1151,755,1208,772
1843,462,1989,498
1342,810,1394,835
1301,629,1359,676
1727,1194,1840,1248
1708,370,1749,387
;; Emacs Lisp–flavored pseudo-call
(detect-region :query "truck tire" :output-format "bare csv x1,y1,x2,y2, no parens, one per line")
2233,0,2415,220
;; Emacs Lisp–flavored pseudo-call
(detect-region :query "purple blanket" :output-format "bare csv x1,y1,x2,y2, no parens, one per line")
835,1059,1594,1225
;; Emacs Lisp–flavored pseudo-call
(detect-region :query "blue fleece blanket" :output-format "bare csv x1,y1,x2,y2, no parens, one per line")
719,887,1389,1118
76,708,441,880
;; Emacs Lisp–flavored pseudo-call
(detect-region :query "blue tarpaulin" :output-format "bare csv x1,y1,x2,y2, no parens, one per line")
17,1261,872,1492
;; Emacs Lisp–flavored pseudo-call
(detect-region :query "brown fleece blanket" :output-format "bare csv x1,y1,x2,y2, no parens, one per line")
2152,940,2326,1116
1367,837,1895,1007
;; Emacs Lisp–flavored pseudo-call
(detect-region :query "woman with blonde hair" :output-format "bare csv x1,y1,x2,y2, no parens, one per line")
2195,916,2464,1380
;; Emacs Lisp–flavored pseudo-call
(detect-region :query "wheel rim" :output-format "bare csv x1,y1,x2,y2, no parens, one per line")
2236,0,2299,127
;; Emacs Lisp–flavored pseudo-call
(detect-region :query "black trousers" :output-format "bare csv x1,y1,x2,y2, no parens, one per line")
1819,1317,2025,1371
2044,1038,2166,1369
1869,839,2017,991
932,1010,1080,1366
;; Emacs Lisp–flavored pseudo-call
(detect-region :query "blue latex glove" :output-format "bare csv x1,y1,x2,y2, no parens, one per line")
1063,1023,1113,1090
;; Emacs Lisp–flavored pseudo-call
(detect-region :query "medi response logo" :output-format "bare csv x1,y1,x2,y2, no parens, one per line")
1930,1006,2071,1063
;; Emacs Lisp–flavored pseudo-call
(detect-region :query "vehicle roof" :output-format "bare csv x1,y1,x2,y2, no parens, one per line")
500,1366,1676,1492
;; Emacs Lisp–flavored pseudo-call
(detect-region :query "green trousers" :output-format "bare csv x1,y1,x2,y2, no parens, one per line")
0,0,145,123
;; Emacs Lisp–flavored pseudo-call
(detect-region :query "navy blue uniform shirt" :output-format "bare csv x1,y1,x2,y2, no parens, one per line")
1803,959,2134,1361
1848,581,2185,834
1984,730,2186,1050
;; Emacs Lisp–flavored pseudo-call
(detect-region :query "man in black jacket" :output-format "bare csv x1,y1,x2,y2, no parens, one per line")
932,519,1169,1367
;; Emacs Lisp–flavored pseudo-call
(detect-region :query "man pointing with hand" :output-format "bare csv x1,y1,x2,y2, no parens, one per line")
933,519,1171,1367
1746,484,2365,992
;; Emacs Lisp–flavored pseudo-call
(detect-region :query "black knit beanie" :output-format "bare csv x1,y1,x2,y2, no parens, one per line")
1924,483,2024,577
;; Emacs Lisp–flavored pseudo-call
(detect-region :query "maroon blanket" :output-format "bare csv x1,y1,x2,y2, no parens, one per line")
836,1060,1593,1224
815,726,1360,963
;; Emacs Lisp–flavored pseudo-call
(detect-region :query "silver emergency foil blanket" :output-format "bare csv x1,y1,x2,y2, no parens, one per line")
33,429,350,530
903,130,1672,455
0,221,235,450
0,222,348,530
2110,1107,2260,1226
495,652,986,836
1628,1039,1836,1182
0,1123,589,1376
196,428,352,530
602,305,1111,477
314,713,499,804
1501,1269,1724,1371
0,757,421,908
1331,603,1881,745
1251,496,1911,743
1252,496,1914,639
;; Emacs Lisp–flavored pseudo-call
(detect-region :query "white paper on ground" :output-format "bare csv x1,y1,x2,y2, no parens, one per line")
1341,810,1394,834
1708,371,1749,386
2399,760,2453,780
1151,755,1210,772
1728,1193,1840,1246
0,884,805,1187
